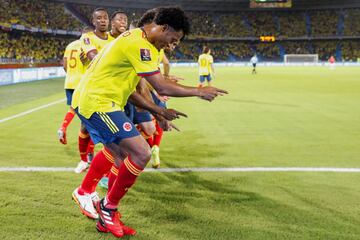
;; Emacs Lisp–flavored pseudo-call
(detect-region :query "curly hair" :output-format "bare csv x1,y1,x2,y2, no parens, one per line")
153,6,190,36
138,8,161,27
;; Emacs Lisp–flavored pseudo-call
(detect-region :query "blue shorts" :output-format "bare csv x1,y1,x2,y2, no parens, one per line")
124,103,152,124
151,92,167,109
199,75,211,83
75,109,140,145
252,63,256,68
65,89,74,106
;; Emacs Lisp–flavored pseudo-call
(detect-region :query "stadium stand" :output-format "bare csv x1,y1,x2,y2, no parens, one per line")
0,0,360,63
0,0,82,30
0,30,74,63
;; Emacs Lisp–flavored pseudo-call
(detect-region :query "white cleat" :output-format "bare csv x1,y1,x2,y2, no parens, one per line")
72,188,99,219
74,160,89,173
90,191,100,207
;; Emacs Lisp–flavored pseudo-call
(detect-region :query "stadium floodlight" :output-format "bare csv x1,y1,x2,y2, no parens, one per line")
284,54,319,64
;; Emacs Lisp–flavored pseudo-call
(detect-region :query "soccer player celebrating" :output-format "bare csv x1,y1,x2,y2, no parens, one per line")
71,6,227,238
57,27,93,145
250,54,258,74
198,46,215,87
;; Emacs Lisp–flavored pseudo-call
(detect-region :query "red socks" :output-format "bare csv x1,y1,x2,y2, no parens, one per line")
106,157,143,207
147,121,163,147
153,121,163,146
147,136,154,147
78,132,90,162
78,147,114,194
61,110,75,129
87,139,95,155
108,165,119,191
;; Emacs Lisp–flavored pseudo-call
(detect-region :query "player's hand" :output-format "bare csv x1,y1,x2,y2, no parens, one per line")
157,95,170,102
164,75,184,83
197,86,228,101
159,108,187,121
169,122,180,131
157,120,180,132
79,49,88,65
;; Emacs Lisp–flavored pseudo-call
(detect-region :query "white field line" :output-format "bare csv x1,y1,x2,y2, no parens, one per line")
0,98,66,124
1,167,360,173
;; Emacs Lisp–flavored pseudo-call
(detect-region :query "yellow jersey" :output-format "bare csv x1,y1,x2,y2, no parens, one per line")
198,53,214,76
80,31,115,67
146,49,166,91
158,49,165,65
63,40,85,89
72,28,160,118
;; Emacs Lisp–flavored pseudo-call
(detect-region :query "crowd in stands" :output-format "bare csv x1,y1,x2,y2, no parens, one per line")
311,40,338,60
171,41,254,61
278,11,307,38
343,9,360,36
281,41,312,55
0,30,73,62
0,1,360,63
309,10,338,36
0,0,82,31
341,41,360,62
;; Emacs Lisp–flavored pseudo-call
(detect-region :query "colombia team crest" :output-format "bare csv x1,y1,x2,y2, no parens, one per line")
140,48,151,61
123,122,133,132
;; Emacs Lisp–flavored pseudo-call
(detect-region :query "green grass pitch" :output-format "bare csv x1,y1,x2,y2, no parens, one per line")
0,66,360,239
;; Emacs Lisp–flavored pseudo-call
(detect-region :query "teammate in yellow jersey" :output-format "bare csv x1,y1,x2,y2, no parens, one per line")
57,27,93,145
198,46,215,87
71,6,227,238
80,8,113,66
69,8,111,173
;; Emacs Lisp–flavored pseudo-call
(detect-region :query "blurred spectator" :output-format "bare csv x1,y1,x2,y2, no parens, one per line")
278,11,307,37
341,41,360,62
344,9,360,36
0,0,83,31
0,30,74,63
309,10,338,36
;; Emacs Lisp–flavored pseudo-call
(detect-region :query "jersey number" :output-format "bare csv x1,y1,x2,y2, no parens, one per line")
69,49,78,68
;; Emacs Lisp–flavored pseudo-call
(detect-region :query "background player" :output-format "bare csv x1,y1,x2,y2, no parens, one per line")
250,54,258,74
73,8,114,173
328,55,335,69
198,46,214,87
57,27,93,145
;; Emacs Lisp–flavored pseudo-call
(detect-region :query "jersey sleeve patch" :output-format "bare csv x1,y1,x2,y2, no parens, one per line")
83,38,91,45
140,49,151,61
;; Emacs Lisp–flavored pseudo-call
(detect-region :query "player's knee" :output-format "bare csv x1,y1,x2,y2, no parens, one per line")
80,124,88,133
135,144,151,167
140,123,156,137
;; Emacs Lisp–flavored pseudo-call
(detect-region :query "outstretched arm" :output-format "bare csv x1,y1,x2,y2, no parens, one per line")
145,73,227,101
128,91,186,121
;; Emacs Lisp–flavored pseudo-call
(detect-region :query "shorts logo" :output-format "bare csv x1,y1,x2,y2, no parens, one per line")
84,38,90,45
140,49,151,61
123,122,132,132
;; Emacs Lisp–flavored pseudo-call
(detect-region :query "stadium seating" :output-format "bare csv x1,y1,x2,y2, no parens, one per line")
0,1,359,63
0,30,73,63
0,0,82,31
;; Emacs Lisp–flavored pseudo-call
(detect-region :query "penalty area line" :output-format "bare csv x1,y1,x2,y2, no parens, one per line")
0,98,66,124
0,167,360,173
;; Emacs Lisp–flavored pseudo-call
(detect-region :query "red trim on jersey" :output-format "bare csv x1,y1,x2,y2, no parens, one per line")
137,70,160,77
